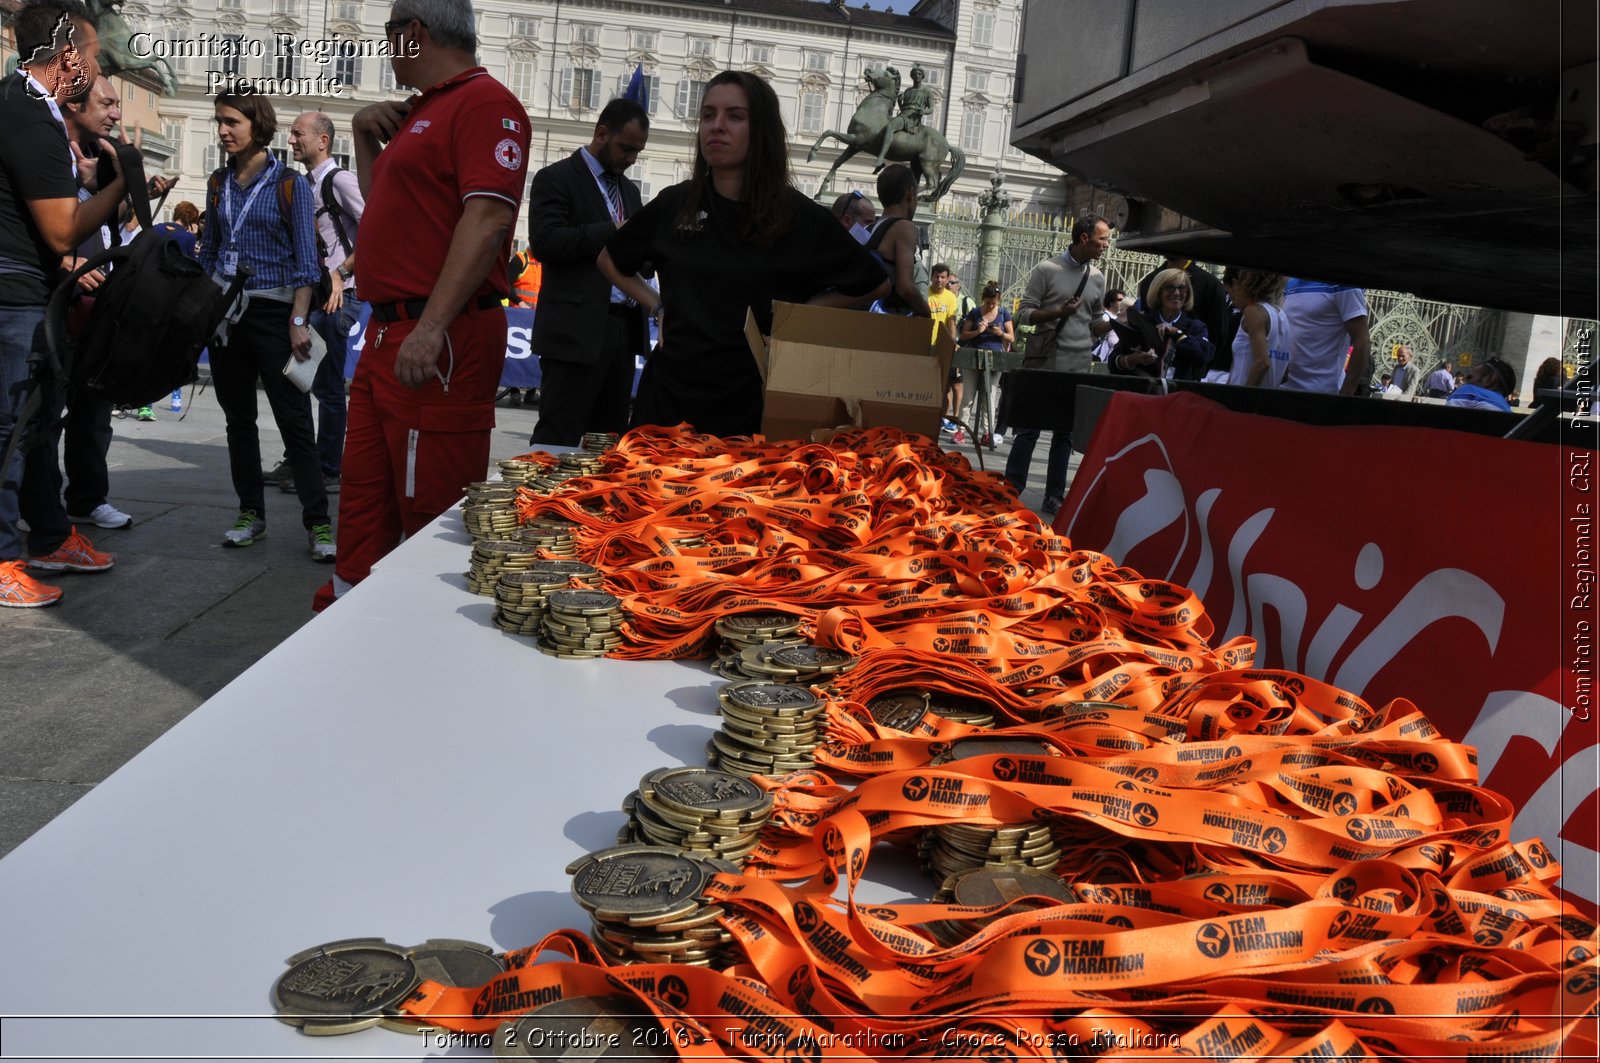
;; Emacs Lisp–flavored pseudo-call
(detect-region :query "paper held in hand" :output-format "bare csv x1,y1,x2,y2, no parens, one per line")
282,326,326,393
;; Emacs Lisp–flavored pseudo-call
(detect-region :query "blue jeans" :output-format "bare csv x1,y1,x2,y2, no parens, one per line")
1004,428,1072,503
308,295,364,477
0,304,70,560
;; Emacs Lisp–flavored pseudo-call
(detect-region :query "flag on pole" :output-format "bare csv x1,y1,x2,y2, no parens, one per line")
623,64,649,111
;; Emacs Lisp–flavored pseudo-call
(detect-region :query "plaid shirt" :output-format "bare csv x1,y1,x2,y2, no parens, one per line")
200,156,319,292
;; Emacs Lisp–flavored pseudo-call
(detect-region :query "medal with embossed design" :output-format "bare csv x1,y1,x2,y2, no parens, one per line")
379,939,505,1035
272,937,420,1035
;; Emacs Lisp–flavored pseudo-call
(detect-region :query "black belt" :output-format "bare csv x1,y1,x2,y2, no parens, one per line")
370,294,503,324
607,302,639,317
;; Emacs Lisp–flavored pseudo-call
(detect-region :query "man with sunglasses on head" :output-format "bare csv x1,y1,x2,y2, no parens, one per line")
313,0,528,613
1446,357,1518,412
830,189,875,243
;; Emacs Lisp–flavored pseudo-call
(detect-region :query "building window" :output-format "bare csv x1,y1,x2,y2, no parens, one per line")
961,109,985,152
220,35,244,77
269,131,291,167
627,164,651,202
747,43,771,65
561,67,601,110
618,72,660,115
572,24,598,46
631,30,657,51
677,77,707,118
331,135,352,169
509,15,540,41
508,51,537,100
923,67,944,88
799,90,825,134
688,36,715,58
380,61,398,93
162,119,184,162
966,69,988,92
335,51,359,88
333,1,362,22
218,0,241,8
974,10,996,47
204,144,221,173
805,51,829,73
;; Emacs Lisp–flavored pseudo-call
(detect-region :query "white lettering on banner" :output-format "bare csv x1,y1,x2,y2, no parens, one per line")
506,325,532,361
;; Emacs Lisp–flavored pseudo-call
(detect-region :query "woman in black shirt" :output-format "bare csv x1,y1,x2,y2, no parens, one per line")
600,70,887,438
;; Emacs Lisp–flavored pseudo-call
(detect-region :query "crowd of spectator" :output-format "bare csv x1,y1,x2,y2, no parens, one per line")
0,0,1563,611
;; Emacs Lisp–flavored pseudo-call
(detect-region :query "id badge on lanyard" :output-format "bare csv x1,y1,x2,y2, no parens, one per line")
222,161,273,278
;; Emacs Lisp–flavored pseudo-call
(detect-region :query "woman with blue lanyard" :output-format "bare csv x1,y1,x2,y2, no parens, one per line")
200,94,334,561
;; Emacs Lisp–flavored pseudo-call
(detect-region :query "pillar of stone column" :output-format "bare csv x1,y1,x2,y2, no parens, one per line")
1501,313,1567,404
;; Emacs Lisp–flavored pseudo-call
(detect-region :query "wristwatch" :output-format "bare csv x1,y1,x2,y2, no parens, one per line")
291,315,308,327
337,266,352,282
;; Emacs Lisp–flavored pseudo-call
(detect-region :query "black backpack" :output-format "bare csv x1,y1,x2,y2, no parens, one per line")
44,143,247,408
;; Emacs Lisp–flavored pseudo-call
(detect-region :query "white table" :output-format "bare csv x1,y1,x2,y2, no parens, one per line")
0,509,921,1060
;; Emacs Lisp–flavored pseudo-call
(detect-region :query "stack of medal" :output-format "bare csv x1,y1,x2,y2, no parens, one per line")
466,540,541,596
494,560,603,636
619,766,774,867
714,643,859,687
580,431,619,453
538,589,625,659
709,680,826,778
920,736,1062,883
529,452,605,493
712,612,804,658
567,844,740,968
461,482,520,542
496,458,537,487
518,516,579,558
925,866,1075,947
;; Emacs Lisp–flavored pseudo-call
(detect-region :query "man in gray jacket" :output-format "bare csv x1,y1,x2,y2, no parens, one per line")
1004,215,1113,515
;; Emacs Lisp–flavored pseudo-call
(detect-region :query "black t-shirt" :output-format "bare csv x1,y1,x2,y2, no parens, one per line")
606,182,885,437
0,74,78,306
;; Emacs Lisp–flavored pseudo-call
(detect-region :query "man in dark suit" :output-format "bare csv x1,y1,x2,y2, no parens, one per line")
528,98,651,445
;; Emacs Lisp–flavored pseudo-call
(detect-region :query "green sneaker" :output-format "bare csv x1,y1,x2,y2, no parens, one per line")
224,511,265,547
308,523,336,563
136,406,155,422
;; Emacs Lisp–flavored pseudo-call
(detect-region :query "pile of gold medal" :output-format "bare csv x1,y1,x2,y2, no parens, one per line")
580,432,619,453
517,516,579,557
567,844,739,968
919,735,1063,880
461,481,521,541
466,540,543,595
493,560,603,636
528,452,605,493
496,458,537,486
538,589,626,659
867,688,997,731
919,819,1063,883
712,642,859,685
619,766,774,866
712,612,805,658
924,866,1076,947
708,680,827,778
271,937,505,1037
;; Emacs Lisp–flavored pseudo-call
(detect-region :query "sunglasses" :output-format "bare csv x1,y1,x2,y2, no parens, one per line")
384,17,426,35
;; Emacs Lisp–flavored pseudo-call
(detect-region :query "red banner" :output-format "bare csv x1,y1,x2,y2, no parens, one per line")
1058,391,1598,915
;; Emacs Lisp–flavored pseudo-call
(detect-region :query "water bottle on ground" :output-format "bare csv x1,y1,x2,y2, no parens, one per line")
170,388,183,413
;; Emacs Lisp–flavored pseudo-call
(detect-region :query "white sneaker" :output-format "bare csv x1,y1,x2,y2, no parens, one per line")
67,503,133,529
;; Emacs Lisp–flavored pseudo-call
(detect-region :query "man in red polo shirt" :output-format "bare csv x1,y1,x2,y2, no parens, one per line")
314,0,528,611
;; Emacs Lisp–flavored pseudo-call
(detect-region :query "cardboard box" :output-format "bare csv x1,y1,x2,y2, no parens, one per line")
745,302,956,442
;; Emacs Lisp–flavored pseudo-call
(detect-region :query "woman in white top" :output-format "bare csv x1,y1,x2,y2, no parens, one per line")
1222,267,1294,388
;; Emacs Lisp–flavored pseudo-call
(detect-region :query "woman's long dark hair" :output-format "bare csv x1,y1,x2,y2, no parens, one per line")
673,70,794,245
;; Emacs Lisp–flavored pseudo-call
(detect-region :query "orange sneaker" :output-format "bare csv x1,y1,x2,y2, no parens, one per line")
27,527,115,572
0,560,63,607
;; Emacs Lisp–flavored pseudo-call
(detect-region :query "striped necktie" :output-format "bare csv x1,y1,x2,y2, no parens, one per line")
602,173,624,223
